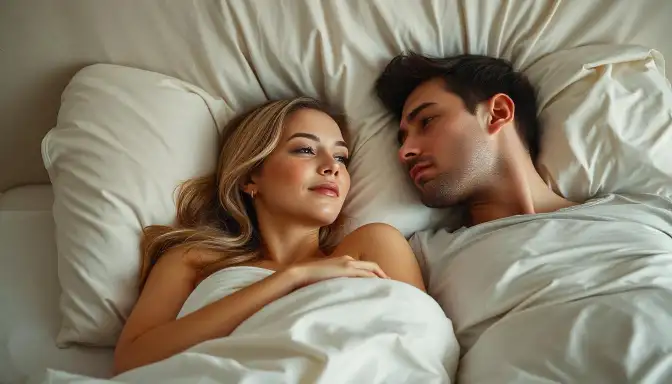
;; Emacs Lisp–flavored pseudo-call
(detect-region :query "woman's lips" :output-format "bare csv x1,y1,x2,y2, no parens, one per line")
309,183,339,197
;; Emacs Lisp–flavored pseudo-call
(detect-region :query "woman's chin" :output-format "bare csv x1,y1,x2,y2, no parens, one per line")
304,211,341,227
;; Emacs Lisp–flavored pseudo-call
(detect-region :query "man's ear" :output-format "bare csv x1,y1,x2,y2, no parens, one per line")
485,93,515,136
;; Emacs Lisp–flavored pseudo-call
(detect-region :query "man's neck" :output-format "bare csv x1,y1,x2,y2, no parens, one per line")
467,156,577,226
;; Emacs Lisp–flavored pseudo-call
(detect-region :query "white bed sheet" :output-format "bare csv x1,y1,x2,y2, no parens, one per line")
0,185,113,384
2,0,672,192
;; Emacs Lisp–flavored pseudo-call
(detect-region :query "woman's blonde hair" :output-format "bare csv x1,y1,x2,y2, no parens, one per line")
139,97,349,288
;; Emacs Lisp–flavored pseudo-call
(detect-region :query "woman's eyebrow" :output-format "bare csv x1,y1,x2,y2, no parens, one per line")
288,132,347,148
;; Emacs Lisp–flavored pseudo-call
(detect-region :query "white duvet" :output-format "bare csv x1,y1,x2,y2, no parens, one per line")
40,278,459,383
412,193,672,383
38,194,672,383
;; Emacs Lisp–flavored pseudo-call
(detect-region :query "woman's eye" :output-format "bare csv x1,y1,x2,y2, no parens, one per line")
295,147,315,155
335,155,349,165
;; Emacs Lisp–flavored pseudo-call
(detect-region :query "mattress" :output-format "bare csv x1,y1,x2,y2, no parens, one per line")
0,185,113,384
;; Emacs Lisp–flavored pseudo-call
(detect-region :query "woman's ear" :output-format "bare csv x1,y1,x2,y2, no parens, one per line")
241,183,253,195
241,174,259,197
485,93,515,136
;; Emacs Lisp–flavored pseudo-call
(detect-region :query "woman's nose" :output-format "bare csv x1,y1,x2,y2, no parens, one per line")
318,159,340,176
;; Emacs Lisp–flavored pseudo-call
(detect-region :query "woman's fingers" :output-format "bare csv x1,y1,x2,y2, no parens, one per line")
350,269,377,279
346,260,389,279
370,263,390,279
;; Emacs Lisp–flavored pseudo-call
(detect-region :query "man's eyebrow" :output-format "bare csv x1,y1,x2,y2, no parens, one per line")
288,132,347,148
398,102,435,145
405,102,436,123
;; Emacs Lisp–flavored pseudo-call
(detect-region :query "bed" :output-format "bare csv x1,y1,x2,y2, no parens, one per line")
0,186,113,381
2,1,672,383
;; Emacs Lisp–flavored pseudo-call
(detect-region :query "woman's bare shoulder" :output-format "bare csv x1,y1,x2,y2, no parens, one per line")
332,223,407,259
154,245,224,273
346,223,406,241
330,222,424,290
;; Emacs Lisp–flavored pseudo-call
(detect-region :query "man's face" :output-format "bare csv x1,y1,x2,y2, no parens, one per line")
398,78,496,207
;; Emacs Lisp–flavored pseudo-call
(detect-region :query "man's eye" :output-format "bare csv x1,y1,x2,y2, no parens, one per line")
421,116,435,127
397,131,407,146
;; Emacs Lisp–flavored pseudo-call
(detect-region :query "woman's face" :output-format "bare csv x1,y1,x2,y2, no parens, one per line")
250,108,351,226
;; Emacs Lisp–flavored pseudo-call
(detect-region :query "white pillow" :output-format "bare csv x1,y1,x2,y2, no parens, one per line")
527,45,672,200
43,64,229,346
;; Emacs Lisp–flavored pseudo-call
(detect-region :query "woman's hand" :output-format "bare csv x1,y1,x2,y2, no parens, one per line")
328,223,427,292
286,255,389,289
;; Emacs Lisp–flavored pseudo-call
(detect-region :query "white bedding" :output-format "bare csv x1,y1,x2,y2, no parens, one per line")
3,0,672,382
41,276,459,383
3,0,672,192
8,187,672,383
0,186,113,384
412,193,672,382
38,1,672,348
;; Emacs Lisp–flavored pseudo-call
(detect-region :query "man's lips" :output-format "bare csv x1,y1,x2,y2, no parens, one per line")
409,163,432,182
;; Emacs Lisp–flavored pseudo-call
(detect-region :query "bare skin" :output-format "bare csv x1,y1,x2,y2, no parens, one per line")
114,109,424,375
397,78,576,225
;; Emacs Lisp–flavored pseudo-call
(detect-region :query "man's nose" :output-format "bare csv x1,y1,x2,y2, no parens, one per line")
398,139,420,164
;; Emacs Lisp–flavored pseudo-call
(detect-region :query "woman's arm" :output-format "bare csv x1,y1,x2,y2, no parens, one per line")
333,223,426,292
114,250,386,375
114,249,302,375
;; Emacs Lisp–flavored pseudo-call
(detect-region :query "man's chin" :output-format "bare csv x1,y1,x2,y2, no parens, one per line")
418,182,463,208
420,194,453,208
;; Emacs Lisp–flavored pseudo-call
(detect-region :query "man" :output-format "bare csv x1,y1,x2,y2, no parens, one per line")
375,52,672,382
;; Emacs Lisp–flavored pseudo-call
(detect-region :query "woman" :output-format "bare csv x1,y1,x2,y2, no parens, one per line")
113,97,426,374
